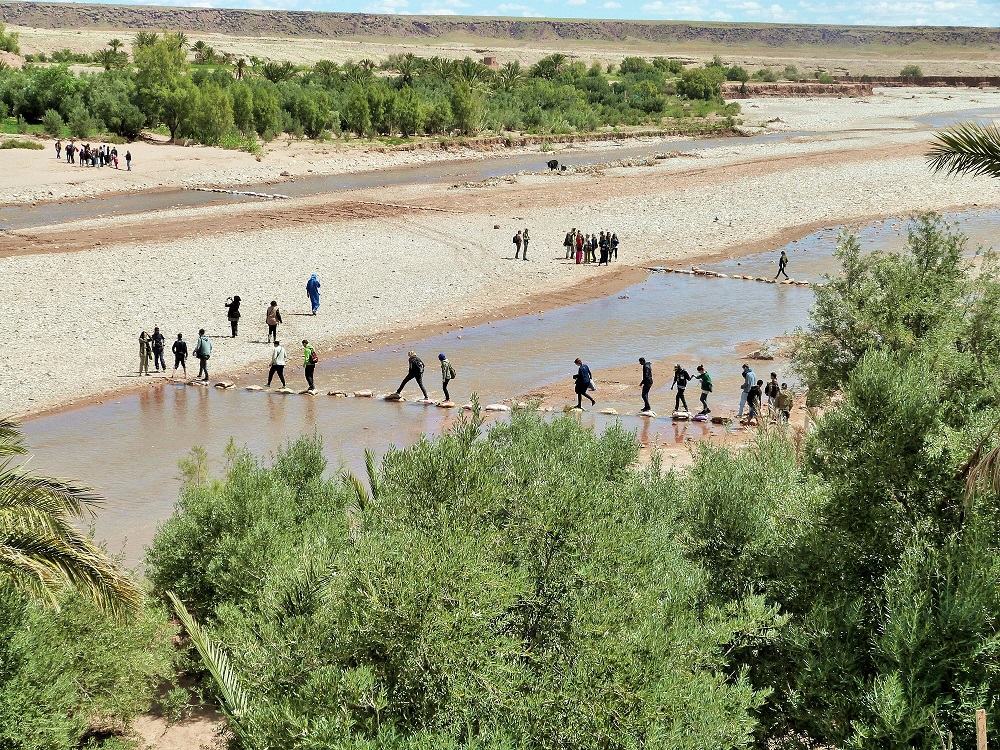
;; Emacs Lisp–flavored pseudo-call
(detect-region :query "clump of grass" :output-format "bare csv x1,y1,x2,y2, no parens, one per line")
1,139,44,150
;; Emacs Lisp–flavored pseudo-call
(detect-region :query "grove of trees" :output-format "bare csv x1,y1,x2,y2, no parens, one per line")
0,40,739,147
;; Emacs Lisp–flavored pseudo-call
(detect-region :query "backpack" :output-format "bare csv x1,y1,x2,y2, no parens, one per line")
309,349,319,365
415,357,425,374
513,234,520,245
450,364,457,379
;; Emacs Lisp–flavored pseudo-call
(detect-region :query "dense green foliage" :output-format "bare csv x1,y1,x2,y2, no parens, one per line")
0,44,738,146
149,213,1000,749
148,421,781,749
0,586,176,748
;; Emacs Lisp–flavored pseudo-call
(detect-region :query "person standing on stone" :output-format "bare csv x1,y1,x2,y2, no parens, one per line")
193,329,212,382
302,339,317,392
151,326,166,372
265,301,282,343
138,330,152,375
738,364,756,417
225,295,241,338
670,364,691,412
747,379,764,423
638,357,653,412
574,357,596,409
438,353,456,402
395,351,428,400
513,229,523,259
775,250,790,280
171,333,188,379
267,340,287,388
306,273,321,315
521,228,529,261
692,364,712,415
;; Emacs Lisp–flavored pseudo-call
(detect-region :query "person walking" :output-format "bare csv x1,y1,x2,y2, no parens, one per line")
394,351,429,399
737,364,756,417
764,372,780,411
225,295,241,338
171,333,188,379
747,379,764,423
670,364,691,412
267,340,287,388
150,326,166,372
573,357,596,409
55,140,62,160
125,150,131,171
306,273,321,315
302,339,317,392
513,229,523,259
692,364,712,415
774,383,793,423
521,228,529,261
138,330,152,375
265,301,282,342
638,357,653,412
193,329,212,381
439,353,456,401
775,250,790,280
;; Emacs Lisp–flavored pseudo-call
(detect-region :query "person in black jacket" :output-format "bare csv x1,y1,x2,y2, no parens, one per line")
225,295,241,337
670,364,691,412
395,351,429,399
170,333,188,380
574,358,596,409
639,357,653,412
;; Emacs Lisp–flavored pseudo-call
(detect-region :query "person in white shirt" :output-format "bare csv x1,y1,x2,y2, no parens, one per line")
267,340,287,388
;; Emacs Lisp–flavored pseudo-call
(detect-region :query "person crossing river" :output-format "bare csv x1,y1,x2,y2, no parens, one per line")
670,364,691,412
394,351,429,400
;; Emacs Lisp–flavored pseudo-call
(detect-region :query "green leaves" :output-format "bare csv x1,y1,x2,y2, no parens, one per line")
927,123,1000,179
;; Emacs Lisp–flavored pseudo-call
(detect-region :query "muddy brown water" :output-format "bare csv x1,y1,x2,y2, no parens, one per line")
19,209,1000,566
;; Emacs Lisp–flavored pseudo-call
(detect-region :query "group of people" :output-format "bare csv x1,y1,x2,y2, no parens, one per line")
392,351,457,402
563,229,620,265
55,140,131,170
138,328,212,381
737,365,794,423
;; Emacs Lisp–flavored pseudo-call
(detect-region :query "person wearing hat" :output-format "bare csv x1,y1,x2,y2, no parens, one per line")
738,364,756,417
395,350,429,400
670,364,691,412
438,353,457,401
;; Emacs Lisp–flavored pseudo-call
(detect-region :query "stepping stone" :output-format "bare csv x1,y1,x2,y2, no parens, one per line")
327,390,348,397
598,408,618,415
565,405,584,412
415,398,436,405
638,410,657,417
710,416,731,425
299,389,317,395
436,400,457,408
484,403,510,412
672,411,692,421
383,393,405,402
354,390,374,398
693,414,708,422
461,403,474,411
188,380,209,387
214,381,235,389
715,273,729,278
245,385,264,392
275,388,295,394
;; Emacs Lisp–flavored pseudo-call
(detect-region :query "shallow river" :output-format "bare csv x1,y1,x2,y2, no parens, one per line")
20,208,1000,565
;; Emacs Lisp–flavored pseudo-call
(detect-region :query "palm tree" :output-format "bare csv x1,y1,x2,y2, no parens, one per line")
166,31,188,52
495,61,524,93
0,418,141,615
107,38,123,53
927,123,1000,179
132,31,158,49
95,48,126,71
391,52,418,87
313,59,340,78
234,57,247,80
358,58,376,73
260,60,297,83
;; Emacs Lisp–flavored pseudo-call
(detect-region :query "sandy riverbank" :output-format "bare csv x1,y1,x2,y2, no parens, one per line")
3,88,999,420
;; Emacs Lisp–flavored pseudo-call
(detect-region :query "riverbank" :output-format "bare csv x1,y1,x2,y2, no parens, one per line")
3,88,999,419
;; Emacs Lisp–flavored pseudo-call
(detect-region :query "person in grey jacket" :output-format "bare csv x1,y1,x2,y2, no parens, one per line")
193,329,212,381
737,364,756,417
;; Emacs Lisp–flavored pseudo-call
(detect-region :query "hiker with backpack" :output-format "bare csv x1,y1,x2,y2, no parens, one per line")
513,230,523,259
394,351,429,400
438,353,457,401
692,365,713,415
193,329,212,381
302,340,318,392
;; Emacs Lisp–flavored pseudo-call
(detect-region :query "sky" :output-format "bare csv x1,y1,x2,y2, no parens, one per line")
72,0,1000,26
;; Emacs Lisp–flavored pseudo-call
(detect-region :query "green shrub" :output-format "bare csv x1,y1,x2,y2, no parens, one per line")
41,108,63,137
0,138,44,149
152,415,781,749
900,64,923,78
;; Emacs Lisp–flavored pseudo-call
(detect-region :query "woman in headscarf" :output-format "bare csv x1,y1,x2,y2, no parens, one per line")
306,274,321,315
225,295,241,338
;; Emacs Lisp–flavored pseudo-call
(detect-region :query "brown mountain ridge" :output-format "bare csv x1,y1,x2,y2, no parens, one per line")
1,2,998,48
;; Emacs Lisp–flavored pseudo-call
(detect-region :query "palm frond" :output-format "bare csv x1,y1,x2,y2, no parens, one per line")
0,417,26,458
926,122,1000,179
341,470,370,513
364,447,380,504
169,592,254,737
0,469,101,520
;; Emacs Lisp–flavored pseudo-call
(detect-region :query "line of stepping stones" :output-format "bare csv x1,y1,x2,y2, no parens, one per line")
647,266,812,286
184,379,732,425
187,187,289,200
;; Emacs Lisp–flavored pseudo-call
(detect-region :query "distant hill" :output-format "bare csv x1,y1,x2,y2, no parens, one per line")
1,2,998,48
